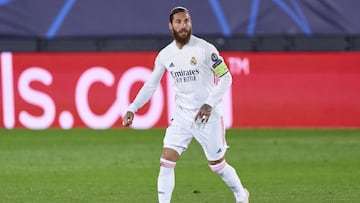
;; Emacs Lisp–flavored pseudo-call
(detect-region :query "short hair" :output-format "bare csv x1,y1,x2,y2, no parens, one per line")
169,6,190,23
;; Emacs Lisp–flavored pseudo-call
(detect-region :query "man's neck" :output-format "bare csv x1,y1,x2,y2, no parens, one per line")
176,41,186,49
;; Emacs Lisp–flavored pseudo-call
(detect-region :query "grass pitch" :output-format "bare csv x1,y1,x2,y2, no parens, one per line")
0,129,359,203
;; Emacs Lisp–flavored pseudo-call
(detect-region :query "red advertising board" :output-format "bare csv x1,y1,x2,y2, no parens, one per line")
1,52,360,129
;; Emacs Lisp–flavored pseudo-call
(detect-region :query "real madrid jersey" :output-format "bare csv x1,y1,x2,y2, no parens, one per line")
128,35,232,115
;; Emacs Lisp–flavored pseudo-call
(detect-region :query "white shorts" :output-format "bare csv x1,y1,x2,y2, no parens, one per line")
163,106,228,161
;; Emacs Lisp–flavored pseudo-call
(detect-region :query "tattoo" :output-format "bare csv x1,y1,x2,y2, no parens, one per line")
201,104,212,113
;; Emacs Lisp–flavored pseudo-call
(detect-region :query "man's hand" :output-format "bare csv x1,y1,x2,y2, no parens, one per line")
195,104,212,123
122,111,134,127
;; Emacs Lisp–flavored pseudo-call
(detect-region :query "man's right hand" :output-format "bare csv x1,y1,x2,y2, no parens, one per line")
122,111,134,127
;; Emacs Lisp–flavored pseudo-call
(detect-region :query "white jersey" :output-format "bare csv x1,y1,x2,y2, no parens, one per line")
128,35,232,118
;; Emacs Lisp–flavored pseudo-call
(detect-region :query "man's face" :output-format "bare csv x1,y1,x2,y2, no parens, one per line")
169,12,192,45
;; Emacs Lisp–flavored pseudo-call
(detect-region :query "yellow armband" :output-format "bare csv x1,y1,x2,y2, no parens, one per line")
212,59,229,77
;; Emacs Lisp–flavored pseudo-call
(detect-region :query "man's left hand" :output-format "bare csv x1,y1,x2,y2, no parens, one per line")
195,104,212,123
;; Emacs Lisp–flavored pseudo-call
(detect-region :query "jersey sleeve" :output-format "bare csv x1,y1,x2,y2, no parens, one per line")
206,43,230,77
204,43,233,107
127,56,166,113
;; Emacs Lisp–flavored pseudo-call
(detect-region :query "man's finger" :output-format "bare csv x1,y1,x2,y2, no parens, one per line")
195,112,201,121
201,114,206,123
122,120,128,126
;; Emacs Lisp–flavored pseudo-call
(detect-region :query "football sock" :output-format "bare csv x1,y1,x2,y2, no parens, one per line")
210,160,247,201
157,158,176,203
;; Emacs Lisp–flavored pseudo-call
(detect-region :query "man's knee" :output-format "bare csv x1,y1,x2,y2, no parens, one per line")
208,157,226,173
161,147,180,162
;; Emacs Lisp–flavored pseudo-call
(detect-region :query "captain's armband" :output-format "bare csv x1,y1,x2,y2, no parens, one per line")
212,59,229,77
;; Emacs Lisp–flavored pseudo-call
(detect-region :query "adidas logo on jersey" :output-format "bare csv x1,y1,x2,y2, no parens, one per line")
169,62,175,68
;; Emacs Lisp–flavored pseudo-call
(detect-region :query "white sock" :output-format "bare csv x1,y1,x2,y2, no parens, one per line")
157,158,176,203
210,160,247,201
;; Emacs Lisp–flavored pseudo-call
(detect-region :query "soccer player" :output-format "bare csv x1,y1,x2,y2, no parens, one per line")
122,6,249,203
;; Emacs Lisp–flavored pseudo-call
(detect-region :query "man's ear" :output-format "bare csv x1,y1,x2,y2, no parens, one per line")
168,22,172,31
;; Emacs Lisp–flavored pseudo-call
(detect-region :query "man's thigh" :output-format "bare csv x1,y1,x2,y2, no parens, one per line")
163,118,193,156
194,117,227,161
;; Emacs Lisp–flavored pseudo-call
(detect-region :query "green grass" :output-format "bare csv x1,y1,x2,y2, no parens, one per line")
0,129,359,203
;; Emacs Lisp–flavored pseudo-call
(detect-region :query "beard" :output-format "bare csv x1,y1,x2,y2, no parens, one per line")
172,28,192,45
